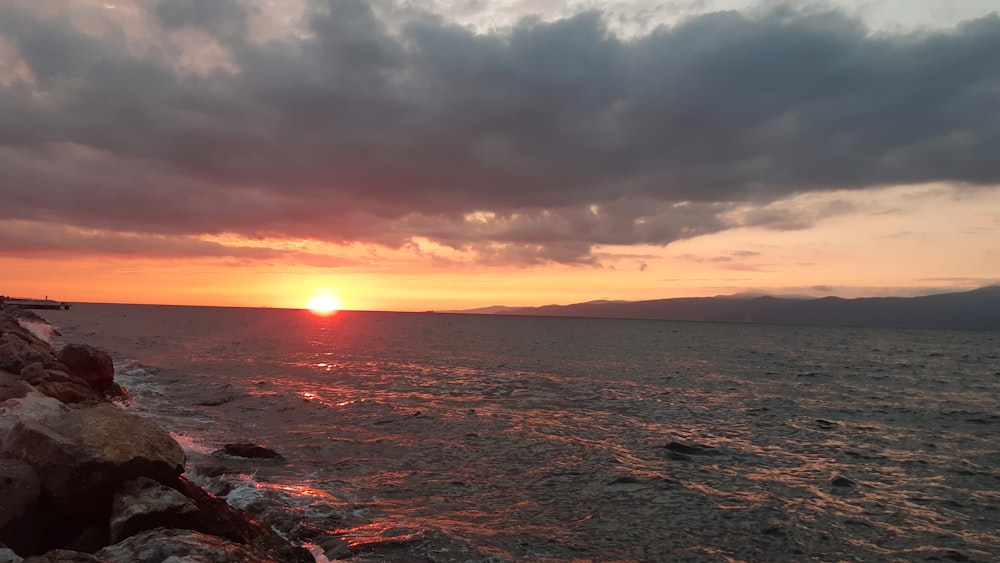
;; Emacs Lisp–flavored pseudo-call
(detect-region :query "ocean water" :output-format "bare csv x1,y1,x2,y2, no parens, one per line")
39,303,1000,562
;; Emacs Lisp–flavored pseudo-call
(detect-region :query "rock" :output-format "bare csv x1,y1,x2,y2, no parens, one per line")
831,475,856,487
60,527,105,555
101,384,130,405
0,332,58,375
1,312,313,561
0,371,32,403
0,457,41,532
0,545,23,563
20,367,100,405
0,392,185,498
21,550,105,562
662,441,717,456
16,364,47,385
316,534,351,560
96,528,280,563
216,443,284,460
57,346,114,393
167,476,313,563
108,477,198,543
0,458,41,555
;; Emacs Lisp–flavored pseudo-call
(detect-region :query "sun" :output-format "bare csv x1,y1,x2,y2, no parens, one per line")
307,294,341,316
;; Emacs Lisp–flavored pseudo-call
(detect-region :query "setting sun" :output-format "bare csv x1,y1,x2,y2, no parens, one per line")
307,294,341,315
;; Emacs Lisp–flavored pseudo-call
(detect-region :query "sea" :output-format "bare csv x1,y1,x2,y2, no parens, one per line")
34,303,1000,562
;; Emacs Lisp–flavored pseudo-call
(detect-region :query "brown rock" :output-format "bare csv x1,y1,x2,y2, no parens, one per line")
109,477,197,542
96,528,281,563
0,393,185,498
0,332,58,375
0,371,32,403
19,366,99,405
57,346,114,393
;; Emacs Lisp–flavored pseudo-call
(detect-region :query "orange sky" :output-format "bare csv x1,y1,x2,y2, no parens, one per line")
4,185,998,312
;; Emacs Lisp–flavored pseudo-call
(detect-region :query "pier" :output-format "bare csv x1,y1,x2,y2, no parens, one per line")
0,297,71,310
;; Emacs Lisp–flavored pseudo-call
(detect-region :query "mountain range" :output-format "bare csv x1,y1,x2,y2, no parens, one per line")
451,286,1000,331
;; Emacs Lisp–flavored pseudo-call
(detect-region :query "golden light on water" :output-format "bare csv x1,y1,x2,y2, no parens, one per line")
307,294,341,316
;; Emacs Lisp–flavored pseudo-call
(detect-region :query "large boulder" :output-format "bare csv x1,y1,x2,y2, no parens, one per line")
57,345,114,393
96,528,281,563
0,393,185,498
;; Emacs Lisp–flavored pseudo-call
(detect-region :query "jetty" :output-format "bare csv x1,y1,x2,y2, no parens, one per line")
0,297,71,310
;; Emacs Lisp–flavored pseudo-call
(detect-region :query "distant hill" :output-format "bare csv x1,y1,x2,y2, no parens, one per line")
458,286,1000,331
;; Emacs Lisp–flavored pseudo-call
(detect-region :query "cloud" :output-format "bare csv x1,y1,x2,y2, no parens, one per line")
0,219,357,267
0,1,998,265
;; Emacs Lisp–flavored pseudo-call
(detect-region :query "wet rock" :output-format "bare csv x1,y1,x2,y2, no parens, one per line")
216,443,284,460
831,475,856,487
194,384,238,407
196,396,235,407
109,477,198,542
815,419,839,429
101,384,130,405
98,528,286,562
196,464,233,478
662,441,717,456
57,345,114,393
167,476,313,562
315,534,351,559
0,392,185,497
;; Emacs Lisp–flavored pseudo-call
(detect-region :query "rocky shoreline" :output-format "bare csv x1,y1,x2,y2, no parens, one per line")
0,308,316,562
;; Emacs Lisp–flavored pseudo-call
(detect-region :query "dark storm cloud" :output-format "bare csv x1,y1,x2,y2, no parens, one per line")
154,0,249,35
0,1,998,264
0,220,274,258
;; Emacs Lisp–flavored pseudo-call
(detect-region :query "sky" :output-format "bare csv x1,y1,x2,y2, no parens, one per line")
1,0,998,311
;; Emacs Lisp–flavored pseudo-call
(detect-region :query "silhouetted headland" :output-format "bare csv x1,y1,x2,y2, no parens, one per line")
464,286,1000,331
